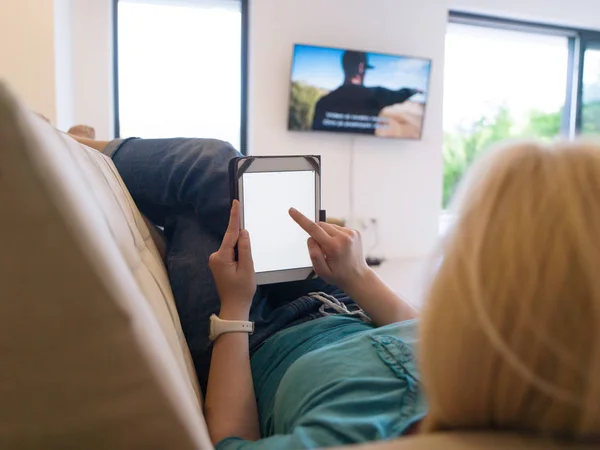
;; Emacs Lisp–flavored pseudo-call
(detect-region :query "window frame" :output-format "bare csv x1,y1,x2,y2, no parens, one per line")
449,11,600,139
112,0,249,154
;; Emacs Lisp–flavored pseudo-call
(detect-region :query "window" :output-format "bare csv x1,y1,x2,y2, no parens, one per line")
443,13,600,209
115,0,247,152
443,21,570,207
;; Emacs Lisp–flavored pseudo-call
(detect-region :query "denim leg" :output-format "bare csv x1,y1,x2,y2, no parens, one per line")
107,138,355,393
108,138,239,234
164,213,221,392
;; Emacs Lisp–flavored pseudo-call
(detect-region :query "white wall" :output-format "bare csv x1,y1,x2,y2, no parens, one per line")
249,0,447,259
0,0,57,123
69,0,115,140
54,0,75,131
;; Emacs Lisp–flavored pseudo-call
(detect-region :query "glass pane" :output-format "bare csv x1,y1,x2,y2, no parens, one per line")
118,0,242,150
582,47,600,136
443,24,569,207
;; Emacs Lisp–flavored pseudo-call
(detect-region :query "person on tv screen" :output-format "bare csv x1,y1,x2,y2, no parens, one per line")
312,50,423,134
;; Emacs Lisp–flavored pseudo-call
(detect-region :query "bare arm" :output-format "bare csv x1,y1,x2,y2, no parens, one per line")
343,269,418,326
289,208,417,326
204,201,259,445
205,321,258,444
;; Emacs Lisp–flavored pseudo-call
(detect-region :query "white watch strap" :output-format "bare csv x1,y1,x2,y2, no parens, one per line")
209,314,254,341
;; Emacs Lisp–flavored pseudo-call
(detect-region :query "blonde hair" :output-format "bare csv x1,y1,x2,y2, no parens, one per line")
420,141,600,439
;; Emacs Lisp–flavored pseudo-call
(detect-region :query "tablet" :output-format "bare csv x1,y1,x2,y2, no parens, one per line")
229,156,321,285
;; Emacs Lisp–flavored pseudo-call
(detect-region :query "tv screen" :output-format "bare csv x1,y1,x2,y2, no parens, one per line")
288,44,432,140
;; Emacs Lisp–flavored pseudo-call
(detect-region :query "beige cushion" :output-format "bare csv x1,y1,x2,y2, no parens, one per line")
0,82,211,449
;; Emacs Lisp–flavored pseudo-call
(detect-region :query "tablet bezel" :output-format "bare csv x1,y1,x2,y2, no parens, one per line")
234,156,321,285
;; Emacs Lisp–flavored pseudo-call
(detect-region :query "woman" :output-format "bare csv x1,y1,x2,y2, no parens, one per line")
78,135,598,448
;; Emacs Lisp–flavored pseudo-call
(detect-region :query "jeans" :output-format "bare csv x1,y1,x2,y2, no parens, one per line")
103,138,354,394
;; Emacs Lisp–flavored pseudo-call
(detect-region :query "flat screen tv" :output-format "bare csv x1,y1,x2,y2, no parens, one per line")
288,44,432,140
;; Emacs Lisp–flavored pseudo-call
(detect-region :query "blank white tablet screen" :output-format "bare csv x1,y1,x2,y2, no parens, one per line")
242,171,315,273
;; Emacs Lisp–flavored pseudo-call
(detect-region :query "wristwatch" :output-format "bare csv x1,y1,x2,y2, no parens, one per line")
209,314,254,341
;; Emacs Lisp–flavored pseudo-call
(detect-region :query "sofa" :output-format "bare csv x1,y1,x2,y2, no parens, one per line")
0,83,594,449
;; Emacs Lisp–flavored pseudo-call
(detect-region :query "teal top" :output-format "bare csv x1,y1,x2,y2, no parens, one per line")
216,315,426,450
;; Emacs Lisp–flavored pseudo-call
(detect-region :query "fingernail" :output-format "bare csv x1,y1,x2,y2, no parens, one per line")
240,229,249,237
290,207,297,213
